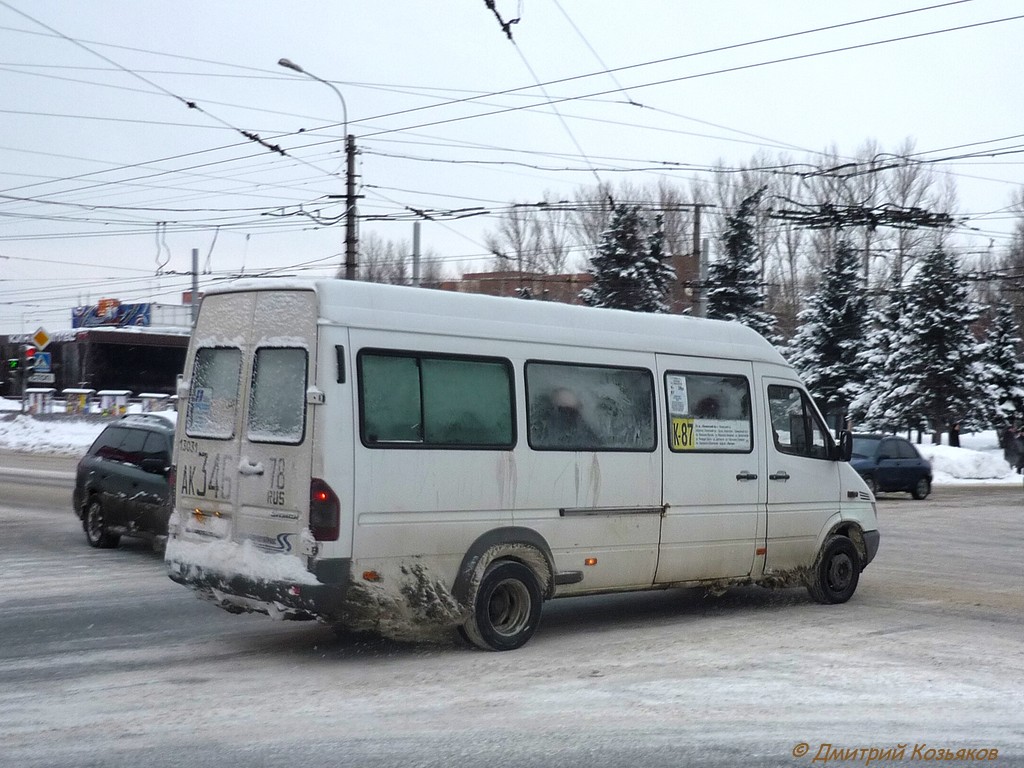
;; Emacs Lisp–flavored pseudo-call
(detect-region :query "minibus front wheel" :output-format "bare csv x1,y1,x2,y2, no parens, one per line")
462,560,543,651
806,535,861,604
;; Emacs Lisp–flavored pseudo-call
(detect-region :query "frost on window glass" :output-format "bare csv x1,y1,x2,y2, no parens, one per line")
527,362,655,451
186,347,242,439
360,352,513,447
247,348,307,444
665,372,752,453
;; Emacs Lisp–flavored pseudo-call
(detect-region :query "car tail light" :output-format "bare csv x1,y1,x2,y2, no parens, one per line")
309,478,340,541
168,465,177,509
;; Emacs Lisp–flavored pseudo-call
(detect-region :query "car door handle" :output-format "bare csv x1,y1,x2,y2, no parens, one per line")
238,458,264,476
769,470,790,481
735,471,758,481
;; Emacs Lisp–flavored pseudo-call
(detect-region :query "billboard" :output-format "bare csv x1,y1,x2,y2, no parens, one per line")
72,299,152,328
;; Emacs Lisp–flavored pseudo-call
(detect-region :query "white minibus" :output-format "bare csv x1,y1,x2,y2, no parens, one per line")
165,279,878,651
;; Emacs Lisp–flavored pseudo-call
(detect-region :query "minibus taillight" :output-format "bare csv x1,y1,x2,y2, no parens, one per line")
309,478,340,541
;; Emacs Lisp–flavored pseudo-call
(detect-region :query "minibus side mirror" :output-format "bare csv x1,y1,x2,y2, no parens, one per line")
834,430,853,462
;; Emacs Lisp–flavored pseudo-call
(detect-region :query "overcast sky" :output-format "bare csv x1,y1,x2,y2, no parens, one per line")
1,0,1022,334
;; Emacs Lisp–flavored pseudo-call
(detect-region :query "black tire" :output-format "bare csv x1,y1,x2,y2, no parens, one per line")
84,498,120,549
461,560,543,652
911,476,931,500
806,535,860,604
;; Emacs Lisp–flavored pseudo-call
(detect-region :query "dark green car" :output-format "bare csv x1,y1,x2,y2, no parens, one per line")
72,413,176,550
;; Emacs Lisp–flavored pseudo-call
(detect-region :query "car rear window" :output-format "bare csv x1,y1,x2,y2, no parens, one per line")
141,432,171,465
898,440,920,459
89,427,128,459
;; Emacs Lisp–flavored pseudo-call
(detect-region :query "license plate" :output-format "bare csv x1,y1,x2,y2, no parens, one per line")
184,511,229,539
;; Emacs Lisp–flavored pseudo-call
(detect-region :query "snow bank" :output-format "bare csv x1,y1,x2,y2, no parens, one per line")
918,442,1016,483
0,412,110,455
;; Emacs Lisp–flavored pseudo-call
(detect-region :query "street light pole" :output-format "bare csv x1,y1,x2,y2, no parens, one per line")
278,58,358,280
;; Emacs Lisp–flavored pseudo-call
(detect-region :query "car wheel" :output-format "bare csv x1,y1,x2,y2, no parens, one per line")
84,498,120,549
806,535,861,605
461,560,543,651
864,475,878,495
911,477,931,500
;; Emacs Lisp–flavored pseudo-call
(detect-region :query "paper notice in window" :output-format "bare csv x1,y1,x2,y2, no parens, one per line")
667,375,689,416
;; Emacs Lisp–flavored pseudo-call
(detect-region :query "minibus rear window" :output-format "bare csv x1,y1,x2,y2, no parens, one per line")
186,347,242,440
359,351,514,449
247,347,308,444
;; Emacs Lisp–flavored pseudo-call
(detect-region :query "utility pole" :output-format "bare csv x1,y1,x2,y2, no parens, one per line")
191,248,200,326
345,134,358,281
412,221,421,287
691,203,704,316
698,238,710,318
278,59,359,281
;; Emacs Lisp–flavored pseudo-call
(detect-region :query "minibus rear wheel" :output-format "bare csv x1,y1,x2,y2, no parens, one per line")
806,535,860,604
462,560,542,651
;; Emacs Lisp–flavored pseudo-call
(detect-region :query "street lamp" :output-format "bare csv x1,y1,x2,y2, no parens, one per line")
277,58,347,137
278,57,358,280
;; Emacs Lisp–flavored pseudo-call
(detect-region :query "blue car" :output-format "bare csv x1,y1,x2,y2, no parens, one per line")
850,433,932,499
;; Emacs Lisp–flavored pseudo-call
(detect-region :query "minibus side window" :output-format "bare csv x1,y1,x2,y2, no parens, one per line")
359,351,514,448
247,347,308,444
421,358,514,446
768,384,831,460
186,347,242,440
526,362,655,451
665,372,752,453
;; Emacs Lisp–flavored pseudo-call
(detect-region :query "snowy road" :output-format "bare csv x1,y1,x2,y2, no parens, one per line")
1,483,1022,767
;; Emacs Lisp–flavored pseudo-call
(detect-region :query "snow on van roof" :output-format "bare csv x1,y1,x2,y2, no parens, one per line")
205,277,788,366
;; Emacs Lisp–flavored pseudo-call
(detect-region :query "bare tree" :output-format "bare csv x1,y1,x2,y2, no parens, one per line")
878,138,939,290
354,232,404,283
484,203,542,273
535,197,577,273
354,232,448,286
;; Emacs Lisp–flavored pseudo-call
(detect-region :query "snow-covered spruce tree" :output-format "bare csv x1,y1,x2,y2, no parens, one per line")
848,298,907,433
977,302,1024,439
861,247,981,441
786,240,867,427
580,205,675,313
705,187,777,341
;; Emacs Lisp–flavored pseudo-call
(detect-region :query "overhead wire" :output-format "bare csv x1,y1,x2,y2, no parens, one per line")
0,0,1019,296
0,4,1011,231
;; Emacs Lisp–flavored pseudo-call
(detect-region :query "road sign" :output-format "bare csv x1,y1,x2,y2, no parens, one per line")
34,352,52,373
33,327,50,350
27,373,55,385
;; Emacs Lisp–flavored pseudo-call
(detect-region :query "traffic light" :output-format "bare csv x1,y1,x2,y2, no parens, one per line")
23,345,36,373
6,358,18,373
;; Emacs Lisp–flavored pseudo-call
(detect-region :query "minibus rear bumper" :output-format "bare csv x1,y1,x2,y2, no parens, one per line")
166,557,351,622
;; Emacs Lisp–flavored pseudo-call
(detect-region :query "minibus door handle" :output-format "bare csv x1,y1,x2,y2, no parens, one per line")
239,458,265,476
769,470,790,482
735,471,758,481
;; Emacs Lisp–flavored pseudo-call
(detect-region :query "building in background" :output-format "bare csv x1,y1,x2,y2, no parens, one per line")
1,296,193,399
